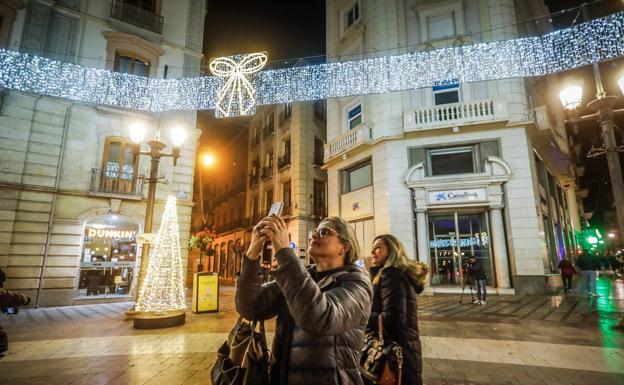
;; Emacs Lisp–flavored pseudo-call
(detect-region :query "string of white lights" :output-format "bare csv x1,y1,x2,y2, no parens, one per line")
0,11,623,117
136,196,186,313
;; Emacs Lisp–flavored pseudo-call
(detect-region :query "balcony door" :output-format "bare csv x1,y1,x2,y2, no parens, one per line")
102,138,138,195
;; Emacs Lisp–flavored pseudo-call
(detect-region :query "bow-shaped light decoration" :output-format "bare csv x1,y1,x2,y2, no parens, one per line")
209,52,268,117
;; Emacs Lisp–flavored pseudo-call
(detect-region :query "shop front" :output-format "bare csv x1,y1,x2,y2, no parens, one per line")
405,156,513,293
77,214,140,299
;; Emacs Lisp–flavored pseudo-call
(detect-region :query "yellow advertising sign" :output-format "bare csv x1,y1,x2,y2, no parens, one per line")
192,272,219,313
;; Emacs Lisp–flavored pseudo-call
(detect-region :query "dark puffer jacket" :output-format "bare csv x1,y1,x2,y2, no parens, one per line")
236,247,373,385
367,266,424,385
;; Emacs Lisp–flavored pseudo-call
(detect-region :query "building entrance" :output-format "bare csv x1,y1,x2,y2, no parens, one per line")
428,211,494,286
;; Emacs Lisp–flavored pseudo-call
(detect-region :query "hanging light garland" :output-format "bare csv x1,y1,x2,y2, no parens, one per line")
1,12,623,117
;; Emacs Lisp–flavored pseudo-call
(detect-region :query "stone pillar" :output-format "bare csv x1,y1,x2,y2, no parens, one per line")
416,210,429,266
490,207,511,288
565,186,582,235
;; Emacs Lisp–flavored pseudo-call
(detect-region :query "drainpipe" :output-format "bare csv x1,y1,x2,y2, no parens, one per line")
35,102,74,307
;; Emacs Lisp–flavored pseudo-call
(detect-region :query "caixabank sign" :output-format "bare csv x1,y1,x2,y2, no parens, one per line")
428,188,487,205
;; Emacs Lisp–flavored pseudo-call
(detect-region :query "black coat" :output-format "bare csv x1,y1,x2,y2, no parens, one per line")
467,259,487,281
236,248,373,385
367,266,423,385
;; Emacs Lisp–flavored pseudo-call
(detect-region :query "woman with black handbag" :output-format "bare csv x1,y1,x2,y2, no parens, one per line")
364,234,428,385
236,215,372,385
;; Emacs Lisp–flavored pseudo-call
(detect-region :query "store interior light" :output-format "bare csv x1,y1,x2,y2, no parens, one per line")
559,85,583,110
608,232,616,238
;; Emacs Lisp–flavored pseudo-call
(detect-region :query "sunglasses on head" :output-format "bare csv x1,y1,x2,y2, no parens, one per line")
309,227,342,240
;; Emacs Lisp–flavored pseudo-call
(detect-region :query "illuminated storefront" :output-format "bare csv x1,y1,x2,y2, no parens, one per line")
77,214,139,298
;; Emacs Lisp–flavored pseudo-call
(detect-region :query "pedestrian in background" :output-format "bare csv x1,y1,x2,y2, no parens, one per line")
0,268,6,288
466,254,487,305
576,252,601,297
236,216,372,385
367,234,428,385
558,258,576,293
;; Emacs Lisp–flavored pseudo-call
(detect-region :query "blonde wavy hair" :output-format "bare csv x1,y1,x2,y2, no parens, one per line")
319,216,361,265
372,234,429,286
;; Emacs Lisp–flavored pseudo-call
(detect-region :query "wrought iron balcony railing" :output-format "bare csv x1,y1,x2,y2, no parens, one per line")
90,168,143,196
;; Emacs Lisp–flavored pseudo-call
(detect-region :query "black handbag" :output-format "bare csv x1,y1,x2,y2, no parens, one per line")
359,315,404,385
211,316,270,385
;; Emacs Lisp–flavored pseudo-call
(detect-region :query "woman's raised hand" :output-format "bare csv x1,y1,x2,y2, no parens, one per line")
259,215,289,254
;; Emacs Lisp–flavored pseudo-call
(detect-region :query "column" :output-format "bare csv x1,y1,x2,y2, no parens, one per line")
416,210,430,266
490,207,511,288
565,186,581,236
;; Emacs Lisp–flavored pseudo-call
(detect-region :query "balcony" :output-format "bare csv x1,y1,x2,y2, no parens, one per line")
110,0,164,34
278,154,291,169
90,168,143,197
324,123,372,162
249,173,259,187
403,98,509,132
261,166,273,179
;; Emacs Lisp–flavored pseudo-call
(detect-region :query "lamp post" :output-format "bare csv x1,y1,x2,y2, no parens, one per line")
559,68,624,247
196,152,215,272
129,120,186,305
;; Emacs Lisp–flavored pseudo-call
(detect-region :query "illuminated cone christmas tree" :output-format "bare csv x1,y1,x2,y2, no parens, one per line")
136,196,186,312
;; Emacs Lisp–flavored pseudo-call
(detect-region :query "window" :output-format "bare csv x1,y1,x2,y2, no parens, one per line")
115,53,150,77
427,13,455,40
251,195,259,221
100,138,138,194
284,102,292,119
125,0,157,13
314,137,324,166
347,103,362,130
433,79,460,105
265,189,274,214
313,179,326,217
344,1,360,31
344,162,372,193
20,3,78,61
283,181,292,214
427,146,476,176
314,100,326,120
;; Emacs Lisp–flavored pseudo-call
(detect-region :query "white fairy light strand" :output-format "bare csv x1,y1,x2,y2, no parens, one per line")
136,196,186,313
0,12,623,117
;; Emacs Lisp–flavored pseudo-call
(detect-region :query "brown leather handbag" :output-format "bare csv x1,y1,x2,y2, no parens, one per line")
359,315,404,385
211,316,270,385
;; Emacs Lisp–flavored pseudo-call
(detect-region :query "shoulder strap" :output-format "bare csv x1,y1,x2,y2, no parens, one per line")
378,314,384,345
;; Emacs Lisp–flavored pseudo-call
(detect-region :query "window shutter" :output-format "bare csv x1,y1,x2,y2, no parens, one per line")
21,3,51,55
46,11,77,62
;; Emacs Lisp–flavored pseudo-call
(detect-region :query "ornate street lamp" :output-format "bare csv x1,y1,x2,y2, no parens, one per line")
560,64,624,248
128,120,186,317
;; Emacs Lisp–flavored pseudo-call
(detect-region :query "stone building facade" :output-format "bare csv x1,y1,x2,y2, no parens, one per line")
324,0,582,294
0,0,205,306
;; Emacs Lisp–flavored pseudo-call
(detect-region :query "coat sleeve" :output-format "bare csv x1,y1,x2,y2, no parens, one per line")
235,256,283,321
273,247,372,336
376,270,406,342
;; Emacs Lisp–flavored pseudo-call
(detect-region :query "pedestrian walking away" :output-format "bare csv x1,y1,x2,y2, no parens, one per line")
466,254,487,305
366,234,428,385
576,252,601,297
558,258,576,293
235,215,372,385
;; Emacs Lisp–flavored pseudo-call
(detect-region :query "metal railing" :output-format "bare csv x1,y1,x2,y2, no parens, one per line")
278,154,291,168
110,0,164,34
90,168,143,196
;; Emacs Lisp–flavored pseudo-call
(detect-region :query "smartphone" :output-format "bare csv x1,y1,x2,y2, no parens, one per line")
262,202,284,265
268,201,284,217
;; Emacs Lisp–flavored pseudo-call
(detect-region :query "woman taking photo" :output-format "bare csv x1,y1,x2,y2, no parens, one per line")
236,215,372,385
367,234,428,385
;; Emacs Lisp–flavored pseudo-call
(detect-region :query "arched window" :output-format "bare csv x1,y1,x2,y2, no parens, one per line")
100,137,139,195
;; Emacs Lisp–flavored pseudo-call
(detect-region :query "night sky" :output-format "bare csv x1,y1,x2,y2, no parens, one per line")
200,0,624,227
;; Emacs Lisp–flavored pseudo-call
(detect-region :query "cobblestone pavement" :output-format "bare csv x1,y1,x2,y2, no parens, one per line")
0,276,623,385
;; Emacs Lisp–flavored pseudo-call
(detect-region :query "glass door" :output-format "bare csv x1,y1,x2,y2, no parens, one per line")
428,211,494,286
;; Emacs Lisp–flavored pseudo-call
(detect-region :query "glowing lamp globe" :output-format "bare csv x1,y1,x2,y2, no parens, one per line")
129,123,146,144
559,85,583,110
170,126,186,148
